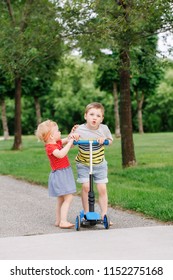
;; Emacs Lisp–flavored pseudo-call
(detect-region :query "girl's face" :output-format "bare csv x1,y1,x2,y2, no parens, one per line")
84,108,104,130
51,125,61,141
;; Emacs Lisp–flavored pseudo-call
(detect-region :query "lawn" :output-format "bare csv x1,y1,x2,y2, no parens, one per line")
1,132,173,222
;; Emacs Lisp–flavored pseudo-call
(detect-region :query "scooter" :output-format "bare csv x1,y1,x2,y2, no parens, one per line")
73,140,110,231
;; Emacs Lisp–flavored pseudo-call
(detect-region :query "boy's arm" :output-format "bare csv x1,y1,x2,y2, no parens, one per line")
107,138,113,145
104,125,113,145
97,137,113,145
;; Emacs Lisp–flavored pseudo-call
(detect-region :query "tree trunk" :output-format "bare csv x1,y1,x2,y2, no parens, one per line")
113,81,121,138
12,77,22,150
0,98,9,140
34,96,42,125
136,91,144,134
119,50,136,167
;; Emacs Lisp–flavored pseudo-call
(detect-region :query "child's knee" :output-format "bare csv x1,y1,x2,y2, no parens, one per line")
64,193,73,202
97,184,107,196
82,183,89,193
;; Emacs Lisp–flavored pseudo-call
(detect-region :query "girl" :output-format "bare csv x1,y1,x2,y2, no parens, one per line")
35,120,76,229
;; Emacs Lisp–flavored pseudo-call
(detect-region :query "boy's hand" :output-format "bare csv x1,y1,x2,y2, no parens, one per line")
97,137,106,144
68,133,80,141
71,124,79,133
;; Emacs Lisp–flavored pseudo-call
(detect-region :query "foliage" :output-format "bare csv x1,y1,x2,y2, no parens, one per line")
95,51,120,92
0,0,63,79
144,64,173,132
1,0,173,153
0,0,65,149
41,55,115,133
131,36,164,95
61,0,173,52
62,0,173,167
1,54,173,135
0,68,14,99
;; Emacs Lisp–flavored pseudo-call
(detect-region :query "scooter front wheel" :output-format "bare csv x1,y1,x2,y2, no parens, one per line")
103,214,110,229
75,215,81,231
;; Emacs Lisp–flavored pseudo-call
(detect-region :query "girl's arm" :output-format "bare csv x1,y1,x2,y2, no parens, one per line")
61,137,68,145
53,139,73,158
62,133,80,145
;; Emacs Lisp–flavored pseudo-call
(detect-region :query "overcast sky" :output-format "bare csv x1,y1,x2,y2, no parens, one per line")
158,32,173,59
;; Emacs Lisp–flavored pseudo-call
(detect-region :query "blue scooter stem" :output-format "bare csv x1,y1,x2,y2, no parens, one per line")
73,139,109,145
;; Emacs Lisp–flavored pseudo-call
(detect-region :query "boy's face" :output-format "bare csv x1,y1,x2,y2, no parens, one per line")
84,108,104,129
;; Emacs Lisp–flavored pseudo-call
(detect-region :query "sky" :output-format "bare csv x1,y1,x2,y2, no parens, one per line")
72,31,173,60
157,32,173,59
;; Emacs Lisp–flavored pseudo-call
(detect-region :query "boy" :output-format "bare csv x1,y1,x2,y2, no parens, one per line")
74,102,113,223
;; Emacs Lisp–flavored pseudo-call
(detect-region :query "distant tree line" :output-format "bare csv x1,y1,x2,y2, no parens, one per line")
1,55,173,136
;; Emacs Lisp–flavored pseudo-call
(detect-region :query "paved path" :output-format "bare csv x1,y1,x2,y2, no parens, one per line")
0,175,173,260
0,175,165,237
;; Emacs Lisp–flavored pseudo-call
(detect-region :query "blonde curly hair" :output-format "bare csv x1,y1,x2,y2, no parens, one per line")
35,120,57,143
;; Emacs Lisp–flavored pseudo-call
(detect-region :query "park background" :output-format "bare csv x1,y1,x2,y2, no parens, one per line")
0,1,173,223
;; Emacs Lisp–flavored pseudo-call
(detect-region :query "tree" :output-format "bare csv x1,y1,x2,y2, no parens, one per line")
22,58,60,126
131,36,164,134
61,0,173,167
95,51,121,138
47,55,107,132
0,68,14,139
0,0,63,149
144,62,173,132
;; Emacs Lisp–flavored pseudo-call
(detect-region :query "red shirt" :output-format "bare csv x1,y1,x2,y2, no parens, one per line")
45,140,70,170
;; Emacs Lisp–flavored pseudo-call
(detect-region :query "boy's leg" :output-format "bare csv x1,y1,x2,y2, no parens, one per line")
76,163,90,214
81,182,90,214
96,183,113,225
96,183,108,218
59,194,74,228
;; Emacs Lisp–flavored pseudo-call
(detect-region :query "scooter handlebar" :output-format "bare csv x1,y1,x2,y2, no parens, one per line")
73,139,109,145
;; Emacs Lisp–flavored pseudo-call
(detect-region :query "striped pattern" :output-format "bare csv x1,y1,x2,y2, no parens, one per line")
75,143,105,165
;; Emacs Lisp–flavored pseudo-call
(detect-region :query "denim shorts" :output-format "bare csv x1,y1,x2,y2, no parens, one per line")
76,160,108,184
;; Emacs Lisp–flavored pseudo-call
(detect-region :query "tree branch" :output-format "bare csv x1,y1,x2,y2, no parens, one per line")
20,0,34,32
5,0,15,24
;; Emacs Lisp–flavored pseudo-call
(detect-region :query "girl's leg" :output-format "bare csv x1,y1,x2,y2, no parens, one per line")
59,194,74,228
55,196,64,226
81,182,89,214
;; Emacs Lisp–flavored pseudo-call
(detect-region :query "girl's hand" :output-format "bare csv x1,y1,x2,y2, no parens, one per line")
68,138,74,146
68,133,80,141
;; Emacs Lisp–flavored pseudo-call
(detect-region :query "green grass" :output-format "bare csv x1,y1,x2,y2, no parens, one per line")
1,133,173,222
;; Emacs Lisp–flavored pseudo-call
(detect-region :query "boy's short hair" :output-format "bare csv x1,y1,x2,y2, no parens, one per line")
85,102,105,116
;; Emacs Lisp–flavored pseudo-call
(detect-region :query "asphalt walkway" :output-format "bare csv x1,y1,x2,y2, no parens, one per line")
0,175,173,260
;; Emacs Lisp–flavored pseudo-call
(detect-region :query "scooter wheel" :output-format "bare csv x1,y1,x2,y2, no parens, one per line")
103,214,110,229
90,220,97,226
75,215,80,231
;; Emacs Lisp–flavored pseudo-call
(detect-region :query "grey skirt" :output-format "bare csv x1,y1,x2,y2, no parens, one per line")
48,166,76,197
